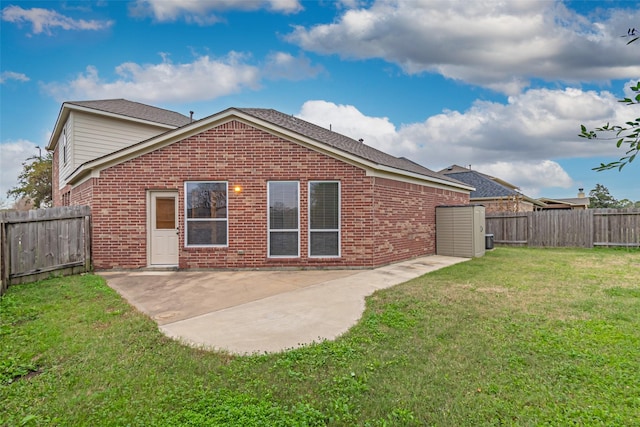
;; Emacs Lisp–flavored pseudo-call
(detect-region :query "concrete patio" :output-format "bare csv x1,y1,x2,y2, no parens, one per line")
100,255,467,355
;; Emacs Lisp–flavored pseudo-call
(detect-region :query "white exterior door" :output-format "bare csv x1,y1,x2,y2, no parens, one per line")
149,191,178,266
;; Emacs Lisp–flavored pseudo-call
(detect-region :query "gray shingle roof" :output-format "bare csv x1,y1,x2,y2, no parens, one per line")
441,171,519,198
67,99,191,127
236,108,465,186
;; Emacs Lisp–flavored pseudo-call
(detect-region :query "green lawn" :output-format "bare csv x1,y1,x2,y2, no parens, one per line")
1,247,639,426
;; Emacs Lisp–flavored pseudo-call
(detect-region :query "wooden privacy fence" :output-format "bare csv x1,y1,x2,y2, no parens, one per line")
1,206,91,295
486,208,640,248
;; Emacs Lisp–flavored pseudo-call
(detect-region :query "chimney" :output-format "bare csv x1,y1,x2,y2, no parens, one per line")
578,188,585,198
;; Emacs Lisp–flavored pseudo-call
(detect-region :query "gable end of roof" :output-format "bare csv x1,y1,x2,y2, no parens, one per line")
66,99,191,127
64,106,473,193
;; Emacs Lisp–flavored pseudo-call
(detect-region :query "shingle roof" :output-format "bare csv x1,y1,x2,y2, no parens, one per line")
441,171,519,198
236,108,465,186
67,99,191,127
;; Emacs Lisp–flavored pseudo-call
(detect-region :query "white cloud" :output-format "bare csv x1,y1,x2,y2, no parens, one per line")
130,0,302,23
286,0,640,94
297,100,397,149
42,53,262,103
1,5,113,35
0,71,29,84
41,51,325,103
478,160,573,197
295,85,637,196
0,140,40,203
263,52,325,81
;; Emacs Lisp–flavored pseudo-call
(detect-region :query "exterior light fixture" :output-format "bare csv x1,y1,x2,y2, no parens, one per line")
234,185,242,193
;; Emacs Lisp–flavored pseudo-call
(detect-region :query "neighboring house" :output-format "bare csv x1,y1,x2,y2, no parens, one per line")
439,165,545,213
538,188,590,210
47,99,473,270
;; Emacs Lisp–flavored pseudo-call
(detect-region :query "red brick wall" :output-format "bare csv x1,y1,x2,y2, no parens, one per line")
66,120,469,270
371,178,469,265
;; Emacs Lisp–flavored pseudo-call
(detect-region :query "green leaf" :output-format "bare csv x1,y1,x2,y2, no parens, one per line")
20,414,37,426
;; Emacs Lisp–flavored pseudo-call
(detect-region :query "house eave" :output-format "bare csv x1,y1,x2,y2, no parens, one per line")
472,195,546,207
47,102,179,151
65,108,473,192
367,167,474,192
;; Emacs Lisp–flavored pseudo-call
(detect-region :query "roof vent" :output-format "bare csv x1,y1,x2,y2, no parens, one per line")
359,138,364,143
189,111,194,123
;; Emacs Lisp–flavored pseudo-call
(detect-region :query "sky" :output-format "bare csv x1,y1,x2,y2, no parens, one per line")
1,0,639,205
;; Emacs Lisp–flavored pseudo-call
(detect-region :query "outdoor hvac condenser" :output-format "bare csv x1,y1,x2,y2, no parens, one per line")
436,205,486,258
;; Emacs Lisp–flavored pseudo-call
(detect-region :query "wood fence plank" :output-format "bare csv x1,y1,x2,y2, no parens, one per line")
487,208,640,248
0,206,92,293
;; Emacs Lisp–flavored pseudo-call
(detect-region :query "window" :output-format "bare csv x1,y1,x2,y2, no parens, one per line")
309,181,340,257
268,181,299,257
156,197,176,229
185,182,227,246
62,129,68,164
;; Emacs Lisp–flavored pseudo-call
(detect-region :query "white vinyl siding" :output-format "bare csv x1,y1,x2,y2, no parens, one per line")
57,111,171,187
58,118,74,189
72,112,169,165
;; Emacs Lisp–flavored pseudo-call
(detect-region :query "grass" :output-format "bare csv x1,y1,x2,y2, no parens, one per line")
1,247,639,426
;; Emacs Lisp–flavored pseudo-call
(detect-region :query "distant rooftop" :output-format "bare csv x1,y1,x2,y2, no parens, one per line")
439,170,519,199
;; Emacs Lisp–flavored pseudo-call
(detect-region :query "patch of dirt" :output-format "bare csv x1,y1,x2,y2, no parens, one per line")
11,369,43,384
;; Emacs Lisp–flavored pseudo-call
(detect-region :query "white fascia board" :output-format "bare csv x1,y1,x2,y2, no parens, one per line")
66,104,179,129
367,167,474,193
66,108,473,193
230,112,474,193
66,112,235,184
47,102,178,151
473,195,545,207
46,105,70,151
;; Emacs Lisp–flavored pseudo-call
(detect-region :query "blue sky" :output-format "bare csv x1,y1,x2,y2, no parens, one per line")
1,0,639,204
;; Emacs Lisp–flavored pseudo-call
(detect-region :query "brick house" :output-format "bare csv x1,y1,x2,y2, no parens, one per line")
47,99,472,270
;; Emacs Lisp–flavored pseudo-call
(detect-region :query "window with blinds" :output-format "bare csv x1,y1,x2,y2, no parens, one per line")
268,181,299,257
309,181,340,257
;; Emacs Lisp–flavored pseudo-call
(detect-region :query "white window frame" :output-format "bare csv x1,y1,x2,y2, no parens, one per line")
184,181,228,247
308,181,341,258
62,129,68,165
267,181,300,258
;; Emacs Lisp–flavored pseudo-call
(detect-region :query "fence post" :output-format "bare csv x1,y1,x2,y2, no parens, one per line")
587,210,594,248
1,219,8,295
526,211,533,246
84,213,92,273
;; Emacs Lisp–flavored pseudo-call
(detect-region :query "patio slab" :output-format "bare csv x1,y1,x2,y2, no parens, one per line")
101,255,468,355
